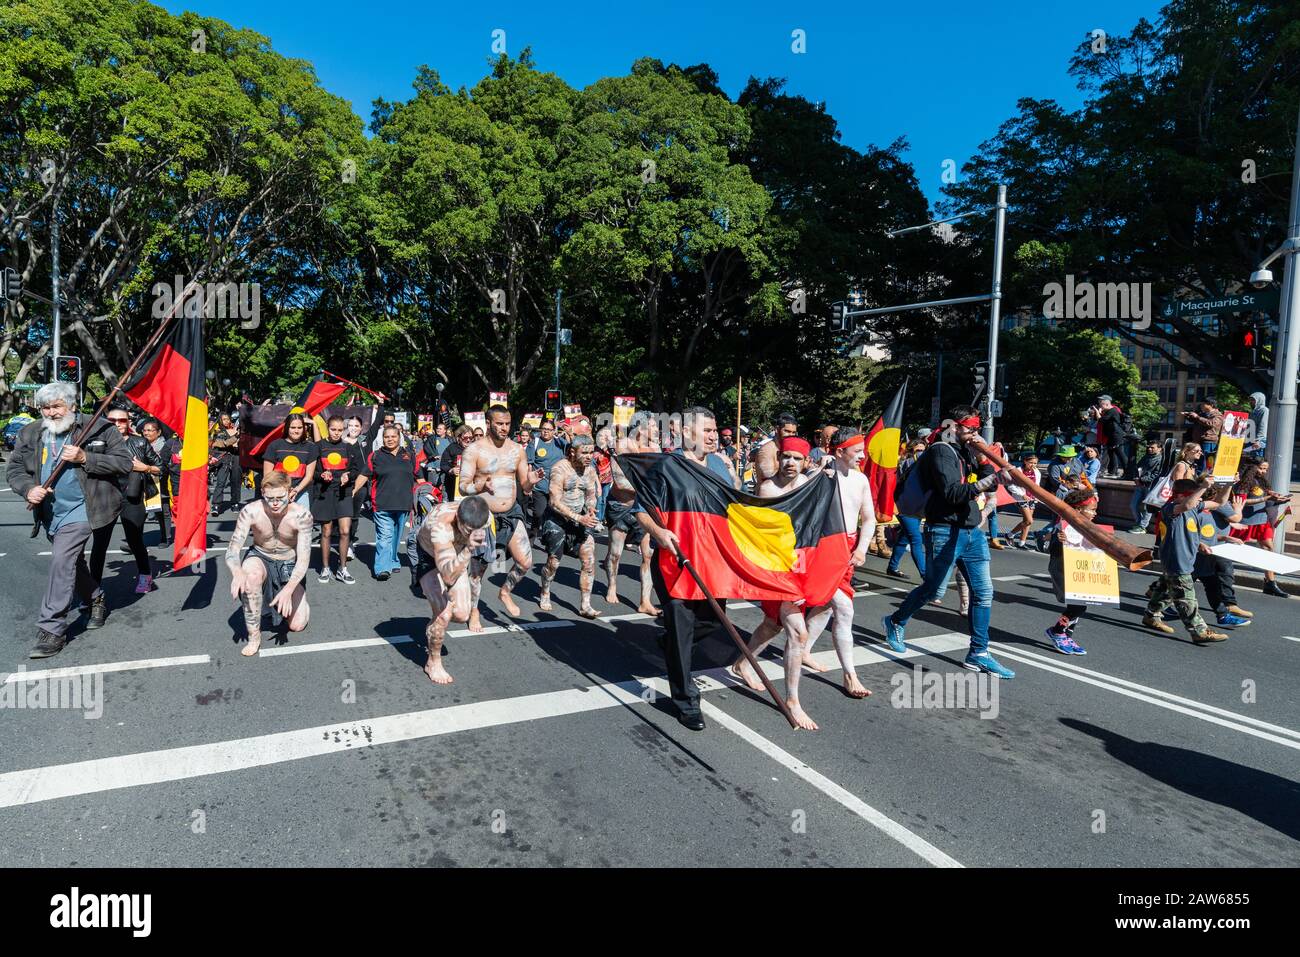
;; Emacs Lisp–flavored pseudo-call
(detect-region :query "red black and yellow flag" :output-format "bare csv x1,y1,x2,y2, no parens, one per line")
862,378,908,522
248,374,349,460
122,307,208,571
618,453,851,606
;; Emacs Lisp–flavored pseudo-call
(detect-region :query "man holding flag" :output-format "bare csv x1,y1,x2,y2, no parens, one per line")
861,379,908,556
8,382,132,658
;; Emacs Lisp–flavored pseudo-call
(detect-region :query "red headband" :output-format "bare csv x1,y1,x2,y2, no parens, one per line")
957,416,982,429
779,436,812,457
835,434,865,451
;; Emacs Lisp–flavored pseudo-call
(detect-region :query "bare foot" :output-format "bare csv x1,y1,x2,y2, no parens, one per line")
538,596,553,612
605,589,620,605
499,587,521,618
423,659,454,684
637,601,661,617
468,610,485,634
843,673,872,699
801,651,830,673
788,700,819,731
728,659,765,692
578,605,602,619
240,633,262,657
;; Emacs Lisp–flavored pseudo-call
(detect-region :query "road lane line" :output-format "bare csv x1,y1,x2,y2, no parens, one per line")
700,701,963,868
994,575,1030,582
988,645,1300,751
3,655,210,684
1283,636,1300,643
257,620,575,657
0,632,968,810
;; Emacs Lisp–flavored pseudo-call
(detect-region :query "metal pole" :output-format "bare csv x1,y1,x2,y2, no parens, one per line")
1266,102,1300,550
554,288,562,388
935,350,944,426
51,194,61,365
982,184,1007,443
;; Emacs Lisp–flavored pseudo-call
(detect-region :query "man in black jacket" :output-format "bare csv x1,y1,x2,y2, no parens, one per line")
7,382,132,657
880,406,1016,680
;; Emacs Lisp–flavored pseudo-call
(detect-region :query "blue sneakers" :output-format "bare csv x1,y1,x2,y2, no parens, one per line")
1046,629,1086,655
1216,612,1250,627
881,614,907,653
964,651,1016,679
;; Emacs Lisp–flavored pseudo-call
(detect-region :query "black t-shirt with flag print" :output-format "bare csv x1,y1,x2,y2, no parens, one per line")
313,440,363,498
264,438,319,481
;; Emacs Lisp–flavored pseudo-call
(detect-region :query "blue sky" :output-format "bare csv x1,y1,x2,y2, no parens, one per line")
161,0,1166,206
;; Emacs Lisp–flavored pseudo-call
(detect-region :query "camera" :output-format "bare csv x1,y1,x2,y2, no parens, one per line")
1250,268,1273,289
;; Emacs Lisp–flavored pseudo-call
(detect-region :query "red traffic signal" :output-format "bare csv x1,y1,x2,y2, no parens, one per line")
55,355,81,383
544,388,562,412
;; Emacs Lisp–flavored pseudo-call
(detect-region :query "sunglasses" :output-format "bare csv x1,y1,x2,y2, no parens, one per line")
108,417,130,424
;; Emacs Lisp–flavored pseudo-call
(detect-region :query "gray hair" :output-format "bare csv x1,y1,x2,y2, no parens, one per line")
568,434,593,450
34,381,77,409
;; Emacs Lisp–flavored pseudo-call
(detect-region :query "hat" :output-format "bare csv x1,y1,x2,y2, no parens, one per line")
739,425,750,435
721,428,733,436
916,427,933,438
1098,394,1112,403
1057,445,1078,458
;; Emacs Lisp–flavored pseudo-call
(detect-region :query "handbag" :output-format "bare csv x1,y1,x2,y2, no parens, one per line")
1143,473,1173,509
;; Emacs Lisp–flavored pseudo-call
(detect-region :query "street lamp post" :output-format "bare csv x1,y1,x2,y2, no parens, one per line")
1262,101,1300,548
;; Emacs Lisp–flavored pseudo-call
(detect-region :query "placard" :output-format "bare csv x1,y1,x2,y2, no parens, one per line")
613,395,636,428
521,412,543,428
1061,521,1120,605
564,403,582,420
489,391,509,408
417,414,434,433
464,411,486,431
1210,541,1300,575
391,411,409,428
1212,410,1247,482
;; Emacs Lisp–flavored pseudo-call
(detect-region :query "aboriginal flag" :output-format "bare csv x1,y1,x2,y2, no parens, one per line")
618,453,851,606
122,306,208,570
862,378,908,522
248,374,348,459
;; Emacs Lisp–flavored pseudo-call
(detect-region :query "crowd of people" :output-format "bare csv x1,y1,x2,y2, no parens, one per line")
6,381,1293,733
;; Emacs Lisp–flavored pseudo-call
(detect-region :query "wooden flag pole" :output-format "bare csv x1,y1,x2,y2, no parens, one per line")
672,546,799,729
27,279,205,525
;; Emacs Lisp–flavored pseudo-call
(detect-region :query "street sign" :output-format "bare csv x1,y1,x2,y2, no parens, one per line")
1160,289,1279,319
13,382,40,392
989,399,1004,418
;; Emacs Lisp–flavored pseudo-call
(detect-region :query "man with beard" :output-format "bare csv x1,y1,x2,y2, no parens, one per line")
459,406,541,629
537,435,601,618
7,382,131,657
415,494,493,684
225,471,313,657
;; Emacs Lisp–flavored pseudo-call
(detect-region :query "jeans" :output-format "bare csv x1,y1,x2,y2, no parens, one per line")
889,525,993,655
987,507,1001,541
887,514,926,576
1129,485,1151,529
373,510,408,575
597,482,611,522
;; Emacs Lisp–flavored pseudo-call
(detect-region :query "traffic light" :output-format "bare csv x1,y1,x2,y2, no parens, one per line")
973,361,988,399
55,355,81,384
1,266,21,303
544,388,562,412
1237,320,1260,367
830,301,848,333
996,363,1009,400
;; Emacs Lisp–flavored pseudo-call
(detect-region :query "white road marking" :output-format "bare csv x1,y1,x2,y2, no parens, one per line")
1284,635,1300,643
257,620,576,657
0,633,969,821
4,655,210,684
988,643,1300,751
701,702,963,868
994,574,1029,582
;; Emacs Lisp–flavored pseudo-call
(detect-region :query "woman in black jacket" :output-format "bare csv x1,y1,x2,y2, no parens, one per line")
102,409,162,593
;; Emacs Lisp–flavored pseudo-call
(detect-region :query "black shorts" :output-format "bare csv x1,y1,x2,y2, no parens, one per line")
249,549,302,627
311,488,353,523
540,509,594,558
605,498,641,535
473,498,527,561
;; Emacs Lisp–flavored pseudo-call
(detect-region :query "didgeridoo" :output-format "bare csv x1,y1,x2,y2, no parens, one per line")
966,435,1153,571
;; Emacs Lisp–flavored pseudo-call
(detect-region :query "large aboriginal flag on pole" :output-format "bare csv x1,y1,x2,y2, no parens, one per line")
122,304,208,571
248,374,348,459
863,378,908,522
618,453,851,606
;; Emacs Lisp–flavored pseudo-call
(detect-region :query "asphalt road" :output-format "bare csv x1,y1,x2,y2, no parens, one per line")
0,486,1296,868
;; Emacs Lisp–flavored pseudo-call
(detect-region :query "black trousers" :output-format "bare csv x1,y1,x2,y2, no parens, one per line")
83,523,118,591
531,487,549,531
651,557,728,717
1194,555,1236,611
210,455,242,510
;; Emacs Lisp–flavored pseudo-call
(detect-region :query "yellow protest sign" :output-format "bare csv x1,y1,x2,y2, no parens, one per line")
1212,411,1247,483
1061,522,1120,605
613,395,636,428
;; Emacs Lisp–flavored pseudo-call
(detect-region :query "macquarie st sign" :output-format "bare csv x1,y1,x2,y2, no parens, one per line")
1160,288,1279,319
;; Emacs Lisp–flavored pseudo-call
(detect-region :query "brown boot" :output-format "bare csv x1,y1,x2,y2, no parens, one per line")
1193,629,1229,644
1142,615,1175,635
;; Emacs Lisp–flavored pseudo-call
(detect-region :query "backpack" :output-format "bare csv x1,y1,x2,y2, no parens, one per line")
895,443,959,518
